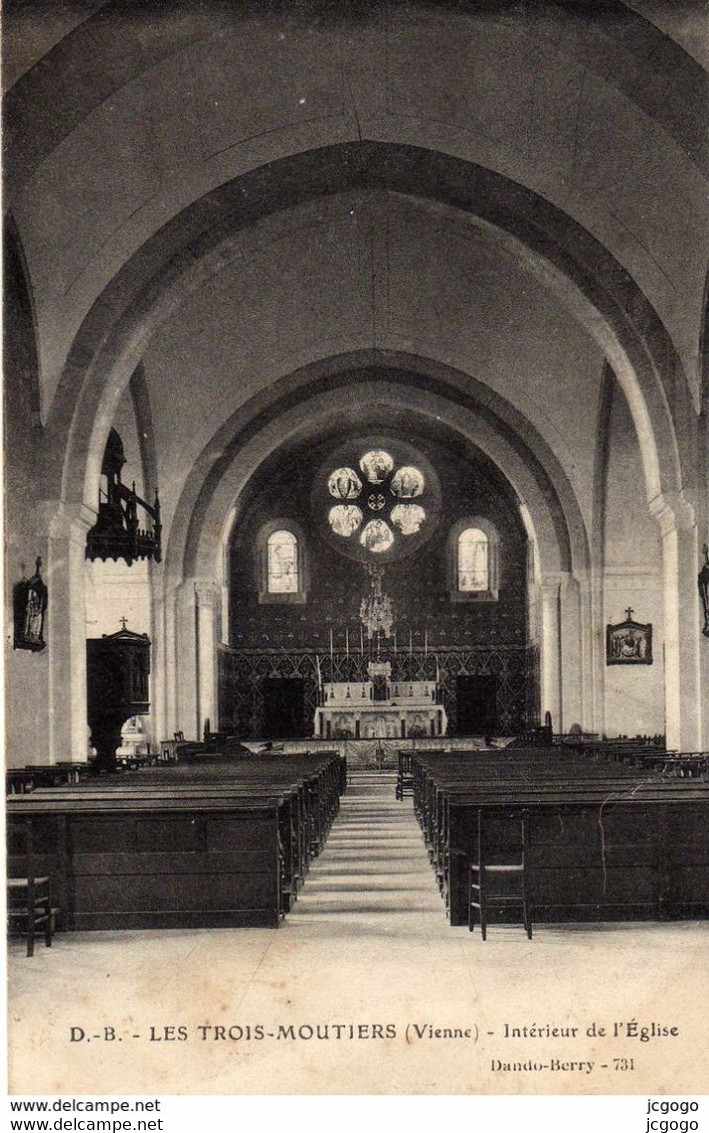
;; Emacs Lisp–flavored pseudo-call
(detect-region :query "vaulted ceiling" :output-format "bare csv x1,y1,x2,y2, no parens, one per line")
4,1,706,572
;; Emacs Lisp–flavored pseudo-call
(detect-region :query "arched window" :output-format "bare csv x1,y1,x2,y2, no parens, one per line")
267,530,298,594
257,521,307,604
448,518,499,602
457,527,489,592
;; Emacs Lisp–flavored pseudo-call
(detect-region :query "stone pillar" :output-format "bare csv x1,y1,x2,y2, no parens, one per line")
578,571,601,735
162,585,179,738
149,560,167,746
539,574,562,732
175,580,198,739
45,502,96,764
701,540,709,752
195,579,219,737
559,573,583,733
650,493,702,751
221,584,230,645
171,577,220,740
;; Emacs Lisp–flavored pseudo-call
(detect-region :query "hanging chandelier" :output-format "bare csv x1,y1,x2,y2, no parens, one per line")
359,564,394,639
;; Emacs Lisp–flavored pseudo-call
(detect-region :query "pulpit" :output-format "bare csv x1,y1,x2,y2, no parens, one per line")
314,662,447,740
86,625,150,772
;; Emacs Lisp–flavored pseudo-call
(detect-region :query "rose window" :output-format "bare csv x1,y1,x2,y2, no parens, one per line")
326,448,428,555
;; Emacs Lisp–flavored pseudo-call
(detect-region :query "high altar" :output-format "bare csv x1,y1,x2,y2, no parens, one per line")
314,662,447,740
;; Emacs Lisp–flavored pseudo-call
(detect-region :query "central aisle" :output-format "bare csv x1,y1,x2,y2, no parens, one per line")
290,771,445,924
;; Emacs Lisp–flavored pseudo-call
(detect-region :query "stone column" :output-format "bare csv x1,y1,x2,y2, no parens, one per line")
559,573,583,734
171,577,220,740
220,584,230,645
650,493,702,751
45,502,96,764
174,580,199,739
195,579,219,737
149,560,167,746
539,574,562,732
578,570,601,735
701,540,709,752
162,584,179,738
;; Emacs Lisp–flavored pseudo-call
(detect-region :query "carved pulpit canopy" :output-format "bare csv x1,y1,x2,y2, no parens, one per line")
86,428,161,566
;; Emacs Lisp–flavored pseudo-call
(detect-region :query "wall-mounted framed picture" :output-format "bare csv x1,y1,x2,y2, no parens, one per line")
606,608,652,665
13,557,48,652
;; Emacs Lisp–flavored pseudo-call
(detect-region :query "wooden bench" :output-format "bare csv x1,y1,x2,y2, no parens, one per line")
410,748,653,876
446,787,709,926
408,749,709,928
7,752,345,931
6,763,91,793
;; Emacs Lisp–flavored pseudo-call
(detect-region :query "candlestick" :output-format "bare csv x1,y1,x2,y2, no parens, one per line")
425,627,428,656
409,628,413,657
393,631,397,656
346,627,349,659
330,627,333,663
360,625,364,656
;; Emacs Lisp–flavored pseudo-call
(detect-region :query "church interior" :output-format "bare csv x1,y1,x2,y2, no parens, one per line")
4,0,709,1096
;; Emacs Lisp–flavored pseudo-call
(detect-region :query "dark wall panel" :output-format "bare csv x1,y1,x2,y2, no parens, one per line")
225,426,535,737
229,429,528,649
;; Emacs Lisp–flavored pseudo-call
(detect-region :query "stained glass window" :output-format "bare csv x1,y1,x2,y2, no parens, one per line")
328,468,362,499
391,466,424,498
458,527,489,592
359,450,393,484
267,530,298,593
329,505,363,538
391,503,426,535
326,448,427,555
359,519,394,553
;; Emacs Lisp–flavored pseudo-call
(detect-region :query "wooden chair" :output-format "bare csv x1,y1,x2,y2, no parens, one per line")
396,751,415,800
159,739,178,763
469,809,532,940
7,875,56,957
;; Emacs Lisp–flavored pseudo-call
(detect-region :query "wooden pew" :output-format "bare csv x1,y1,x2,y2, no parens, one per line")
410,747,653,878
7,752,345,931
405,743,702,919
8,792,285,929
430,771,661,902
445,785,709,926
6,763,92,793
407,748,709,927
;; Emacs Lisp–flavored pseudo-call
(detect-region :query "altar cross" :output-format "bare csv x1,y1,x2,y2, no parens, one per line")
625,607,634,622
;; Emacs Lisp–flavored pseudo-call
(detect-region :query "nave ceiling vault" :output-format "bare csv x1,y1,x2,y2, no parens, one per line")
24,147,694,535
3,1,707,759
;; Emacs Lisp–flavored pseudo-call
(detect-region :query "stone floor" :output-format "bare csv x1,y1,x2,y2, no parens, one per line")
7,773,708,1095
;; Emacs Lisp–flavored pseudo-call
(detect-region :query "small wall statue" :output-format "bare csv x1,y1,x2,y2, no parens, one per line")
699,544,709,638
13,557,48,652
606,607,652,665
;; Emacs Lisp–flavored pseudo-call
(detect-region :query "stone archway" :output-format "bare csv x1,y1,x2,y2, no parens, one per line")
43,148,701,757
158,365,590,740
